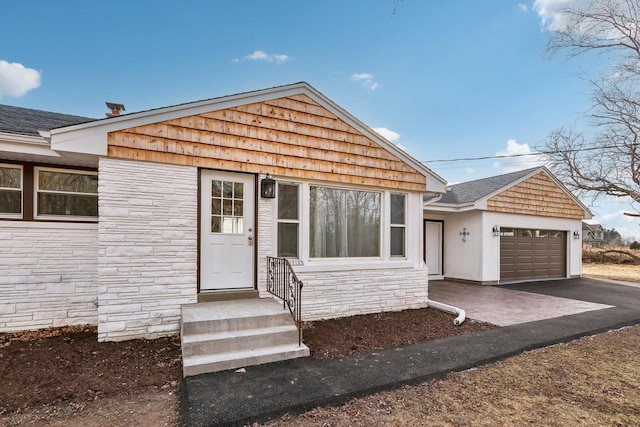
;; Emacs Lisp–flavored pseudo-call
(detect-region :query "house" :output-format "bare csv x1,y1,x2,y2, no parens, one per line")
582,222,605,247
422,167,592,284
0,82,448,349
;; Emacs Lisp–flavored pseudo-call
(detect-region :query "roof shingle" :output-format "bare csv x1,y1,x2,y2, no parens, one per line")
0,104,95,137
432,167,541,205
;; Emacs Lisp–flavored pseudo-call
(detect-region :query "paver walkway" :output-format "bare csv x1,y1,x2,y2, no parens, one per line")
429,280,611,326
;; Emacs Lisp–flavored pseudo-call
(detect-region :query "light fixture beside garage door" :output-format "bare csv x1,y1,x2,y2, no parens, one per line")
573,230,581,239
492,225,500,237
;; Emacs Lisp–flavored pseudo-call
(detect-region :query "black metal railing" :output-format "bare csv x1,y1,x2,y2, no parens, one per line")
266,256,303,346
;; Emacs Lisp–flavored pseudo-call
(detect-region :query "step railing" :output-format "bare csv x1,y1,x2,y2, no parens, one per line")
266,256,303,346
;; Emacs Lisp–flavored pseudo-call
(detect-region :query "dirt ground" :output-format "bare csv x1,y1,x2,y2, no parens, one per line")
0,307,492,426
303,308,497,359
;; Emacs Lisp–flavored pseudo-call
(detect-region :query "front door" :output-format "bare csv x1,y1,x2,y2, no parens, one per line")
200,170,255,291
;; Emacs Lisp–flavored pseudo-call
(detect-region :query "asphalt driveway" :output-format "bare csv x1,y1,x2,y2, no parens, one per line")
180,277,640,427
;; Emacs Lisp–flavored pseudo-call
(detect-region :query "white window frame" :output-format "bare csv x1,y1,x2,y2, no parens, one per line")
0,163,23,219
34,166,98,221
307,183,383,260
276,182,301,259
390,192,407,258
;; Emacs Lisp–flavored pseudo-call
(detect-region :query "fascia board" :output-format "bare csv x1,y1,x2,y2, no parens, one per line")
0,132,60,158
423,202,476,213
0,132,49,146
0,139,61,158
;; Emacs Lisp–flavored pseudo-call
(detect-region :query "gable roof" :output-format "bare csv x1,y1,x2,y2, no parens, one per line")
0,104,95,137
582,222,603,232
42,82,446,192
426,166,592,218
435,167,538,205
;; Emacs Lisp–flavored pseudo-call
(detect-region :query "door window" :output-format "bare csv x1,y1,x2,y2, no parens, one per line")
211,180,244,233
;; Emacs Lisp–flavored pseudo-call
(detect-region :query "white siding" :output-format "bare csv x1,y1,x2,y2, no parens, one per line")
0,222,98,332
97,158,198,341
442,211,484,282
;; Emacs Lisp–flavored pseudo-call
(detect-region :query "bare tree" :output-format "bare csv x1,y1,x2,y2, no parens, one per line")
541,0,640,207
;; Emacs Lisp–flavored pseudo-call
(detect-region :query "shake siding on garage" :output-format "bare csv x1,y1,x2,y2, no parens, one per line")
106,94,426,191
487,172,584,219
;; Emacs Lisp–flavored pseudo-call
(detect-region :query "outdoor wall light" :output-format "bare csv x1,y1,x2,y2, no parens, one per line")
260,173,276,198
492,225,500,237
460,227,470,242
573,230,580,240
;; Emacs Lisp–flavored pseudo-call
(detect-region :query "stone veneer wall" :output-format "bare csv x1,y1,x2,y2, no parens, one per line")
295,267,429,320
0,222,98,332
97,158,198,341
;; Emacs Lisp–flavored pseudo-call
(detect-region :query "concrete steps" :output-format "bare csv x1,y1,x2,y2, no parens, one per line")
181,298,309,377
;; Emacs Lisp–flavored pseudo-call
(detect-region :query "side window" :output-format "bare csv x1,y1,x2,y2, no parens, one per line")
277,183,299,258
35,168,98,219
390,193,406,257
0,164,22,218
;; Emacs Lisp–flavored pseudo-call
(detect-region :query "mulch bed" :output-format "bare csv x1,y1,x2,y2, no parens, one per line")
303,308,498,359
0,325,182,414
0,308,498,414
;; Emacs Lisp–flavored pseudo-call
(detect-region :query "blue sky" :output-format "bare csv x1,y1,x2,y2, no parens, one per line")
1,0,638,239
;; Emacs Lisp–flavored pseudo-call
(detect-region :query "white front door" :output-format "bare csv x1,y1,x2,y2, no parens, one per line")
200,170,255,291
425,221,443,276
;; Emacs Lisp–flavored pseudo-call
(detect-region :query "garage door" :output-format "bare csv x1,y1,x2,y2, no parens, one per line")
500,228,566,281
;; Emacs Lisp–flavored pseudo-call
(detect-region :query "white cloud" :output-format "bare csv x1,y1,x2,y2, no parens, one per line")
465,165,475,174
352,73,373,81
518,3,528,12
493,139,547,173
373,127,404,150
352,73,380,90
0,60,41,98
373,127,399,142
533,0,578,31
235,50,292,64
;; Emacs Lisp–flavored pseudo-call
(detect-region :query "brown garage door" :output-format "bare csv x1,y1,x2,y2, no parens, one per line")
500,228,566,281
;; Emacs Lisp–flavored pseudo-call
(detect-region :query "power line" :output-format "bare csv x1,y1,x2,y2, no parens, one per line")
421,151,545,164
420,143,635,164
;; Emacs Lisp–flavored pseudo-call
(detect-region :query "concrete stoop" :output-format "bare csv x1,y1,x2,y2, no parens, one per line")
180,297,310,377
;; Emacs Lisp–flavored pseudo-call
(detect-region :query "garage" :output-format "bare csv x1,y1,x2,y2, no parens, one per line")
423,166,590,284
500,228,567,281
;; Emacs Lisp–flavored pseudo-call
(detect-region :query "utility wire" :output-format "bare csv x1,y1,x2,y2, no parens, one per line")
420,143,636,164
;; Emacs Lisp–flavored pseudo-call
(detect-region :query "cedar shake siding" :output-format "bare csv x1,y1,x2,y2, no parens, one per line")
107,94,426,191
487,172,585,219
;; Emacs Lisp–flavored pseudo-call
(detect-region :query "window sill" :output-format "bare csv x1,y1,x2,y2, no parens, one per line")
293,258,417,273
0,220,98,229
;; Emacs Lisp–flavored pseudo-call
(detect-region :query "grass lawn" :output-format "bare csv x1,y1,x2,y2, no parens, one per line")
263,325,640,426
582,262,640,283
